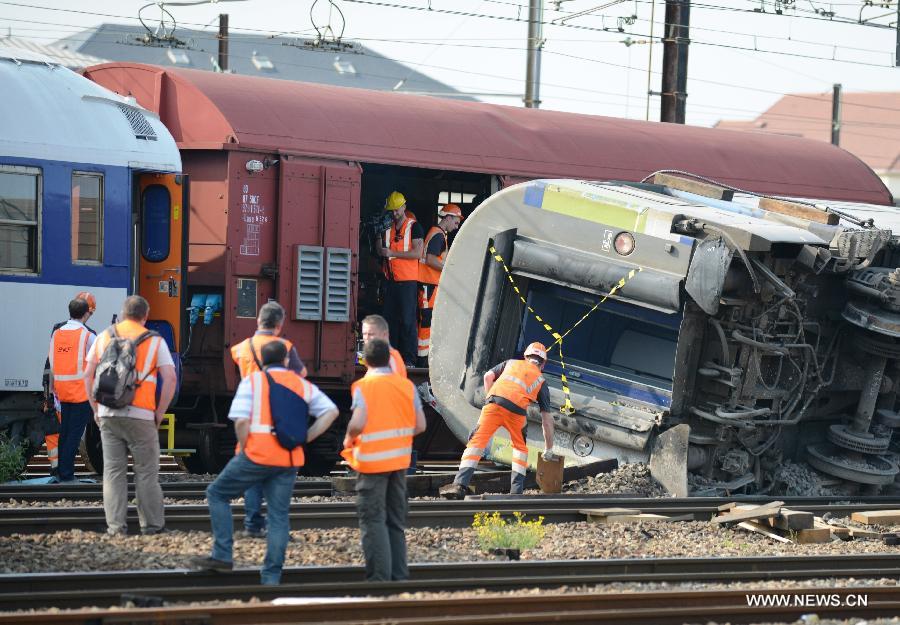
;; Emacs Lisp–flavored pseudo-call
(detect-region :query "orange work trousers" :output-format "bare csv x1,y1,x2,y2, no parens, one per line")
455,402,529,493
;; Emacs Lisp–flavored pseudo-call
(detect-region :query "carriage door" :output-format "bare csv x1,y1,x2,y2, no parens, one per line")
136,173,188,352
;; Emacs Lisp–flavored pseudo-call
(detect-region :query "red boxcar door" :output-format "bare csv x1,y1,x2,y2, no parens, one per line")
276,159,360,381
136,173,188,351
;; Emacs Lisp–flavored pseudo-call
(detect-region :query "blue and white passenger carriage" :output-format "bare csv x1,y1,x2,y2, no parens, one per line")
0,48,184,455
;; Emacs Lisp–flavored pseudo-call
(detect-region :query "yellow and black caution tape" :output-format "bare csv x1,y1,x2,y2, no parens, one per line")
488,245,642,416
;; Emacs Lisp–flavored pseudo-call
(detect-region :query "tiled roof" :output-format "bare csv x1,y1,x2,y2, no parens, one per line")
716,92,900,172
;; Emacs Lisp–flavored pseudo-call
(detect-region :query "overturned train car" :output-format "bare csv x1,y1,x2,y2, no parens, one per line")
430,177,900,495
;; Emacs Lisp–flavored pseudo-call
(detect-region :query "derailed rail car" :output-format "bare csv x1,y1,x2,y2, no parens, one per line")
431,178,900,495
77,62,895,476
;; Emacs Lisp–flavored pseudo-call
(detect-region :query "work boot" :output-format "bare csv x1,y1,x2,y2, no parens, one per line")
239,528,266,539
191,556,233,572
439,483,468,500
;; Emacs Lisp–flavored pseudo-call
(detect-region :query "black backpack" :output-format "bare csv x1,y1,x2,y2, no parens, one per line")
93,326,159,409
250,338,309,454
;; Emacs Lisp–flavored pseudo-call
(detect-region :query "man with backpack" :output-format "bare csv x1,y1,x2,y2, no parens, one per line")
83,295,177,535
193,340,339,585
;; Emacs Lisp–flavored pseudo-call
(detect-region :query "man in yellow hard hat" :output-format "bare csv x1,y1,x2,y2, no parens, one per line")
377,191,424,367
416,204,462,367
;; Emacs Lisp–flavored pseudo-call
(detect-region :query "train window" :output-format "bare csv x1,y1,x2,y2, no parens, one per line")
518,281,680,391
0,168,41,274
72,173,103,263
142,184,171,262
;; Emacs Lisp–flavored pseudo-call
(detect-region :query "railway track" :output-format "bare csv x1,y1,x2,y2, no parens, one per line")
0,480,333,503
0,555,898,616
3,495,900,534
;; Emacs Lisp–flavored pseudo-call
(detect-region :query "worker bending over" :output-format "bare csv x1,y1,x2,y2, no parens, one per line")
417,204,462,367
442,342,556,498
343,338,426,581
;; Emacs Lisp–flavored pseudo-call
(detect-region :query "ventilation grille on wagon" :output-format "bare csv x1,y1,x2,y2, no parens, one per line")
117,103,158,141
325,247,351,322
295,246,324,321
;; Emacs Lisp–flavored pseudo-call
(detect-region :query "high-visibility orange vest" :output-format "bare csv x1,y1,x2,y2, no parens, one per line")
94,320,163,415
489,359,545,411
384,217,419,282
389,347,407,378
49,325,91,403
343,373,416,473
243,369,309,467
418,226,446,285
231,335,295,379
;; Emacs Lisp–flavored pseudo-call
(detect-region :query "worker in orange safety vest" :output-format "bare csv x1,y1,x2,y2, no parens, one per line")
416,203,462,367
85,295,177,535
342,338,426,581
43,291,97,478
360,314,407,378
441,342,557,498
47,296,96,483
230,300,307,538
377,191,424,367
193,340,339,585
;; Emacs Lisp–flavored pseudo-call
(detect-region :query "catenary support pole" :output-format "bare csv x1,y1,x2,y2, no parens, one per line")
831,83,842,146
660,0,690,123
524,0,543,108
218,13,229,73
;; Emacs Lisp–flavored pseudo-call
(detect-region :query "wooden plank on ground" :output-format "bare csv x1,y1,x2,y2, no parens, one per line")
712,501,784,525
851,510,900,525
580,508,641,523
759,197,839,225
790,528,833,544
604,513,694,524
848,527,882,539
717,502,737,512
769,509,814,531
814,518,850,540
737,520,792,543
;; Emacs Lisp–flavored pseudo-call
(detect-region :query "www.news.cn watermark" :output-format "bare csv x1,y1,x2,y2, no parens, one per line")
746,593,869,608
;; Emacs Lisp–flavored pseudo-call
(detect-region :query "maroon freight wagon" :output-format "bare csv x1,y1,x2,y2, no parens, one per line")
82,63,891,474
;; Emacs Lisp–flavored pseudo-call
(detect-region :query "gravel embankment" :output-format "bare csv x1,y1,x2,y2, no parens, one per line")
3,518,900,575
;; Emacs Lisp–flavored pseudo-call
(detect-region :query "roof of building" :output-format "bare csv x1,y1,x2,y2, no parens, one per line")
83,63,892,205
0,35,107,69
716,92,900,173
0,50,180,171
57,23,473,100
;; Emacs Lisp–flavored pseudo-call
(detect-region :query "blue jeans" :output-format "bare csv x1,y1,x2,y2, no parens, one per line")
58,401,92,482
206,452,298,585
244,483,266,533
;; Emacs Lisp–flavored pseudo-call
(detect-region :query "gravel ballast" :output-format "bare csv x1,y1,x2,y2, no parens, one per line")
2,519,900,575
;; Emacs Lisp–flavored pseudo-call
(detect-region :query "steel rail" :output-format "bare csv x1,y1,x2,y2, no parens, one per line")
0,480,333,503
4,495,900,534
0,556,898,613
1,589,899,625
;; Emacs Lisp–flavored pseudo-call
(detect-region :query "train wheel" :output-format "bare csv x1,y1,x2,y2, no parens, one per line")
81,420,103,475
193,428,230,474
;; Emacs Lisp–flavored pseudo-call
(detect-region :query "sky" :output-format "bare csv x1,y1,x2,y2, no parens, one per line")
0,0,898,126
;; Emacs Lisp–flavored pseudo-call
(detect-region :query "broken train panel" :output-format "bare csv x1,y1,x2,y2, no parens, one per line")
429,177,900,495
